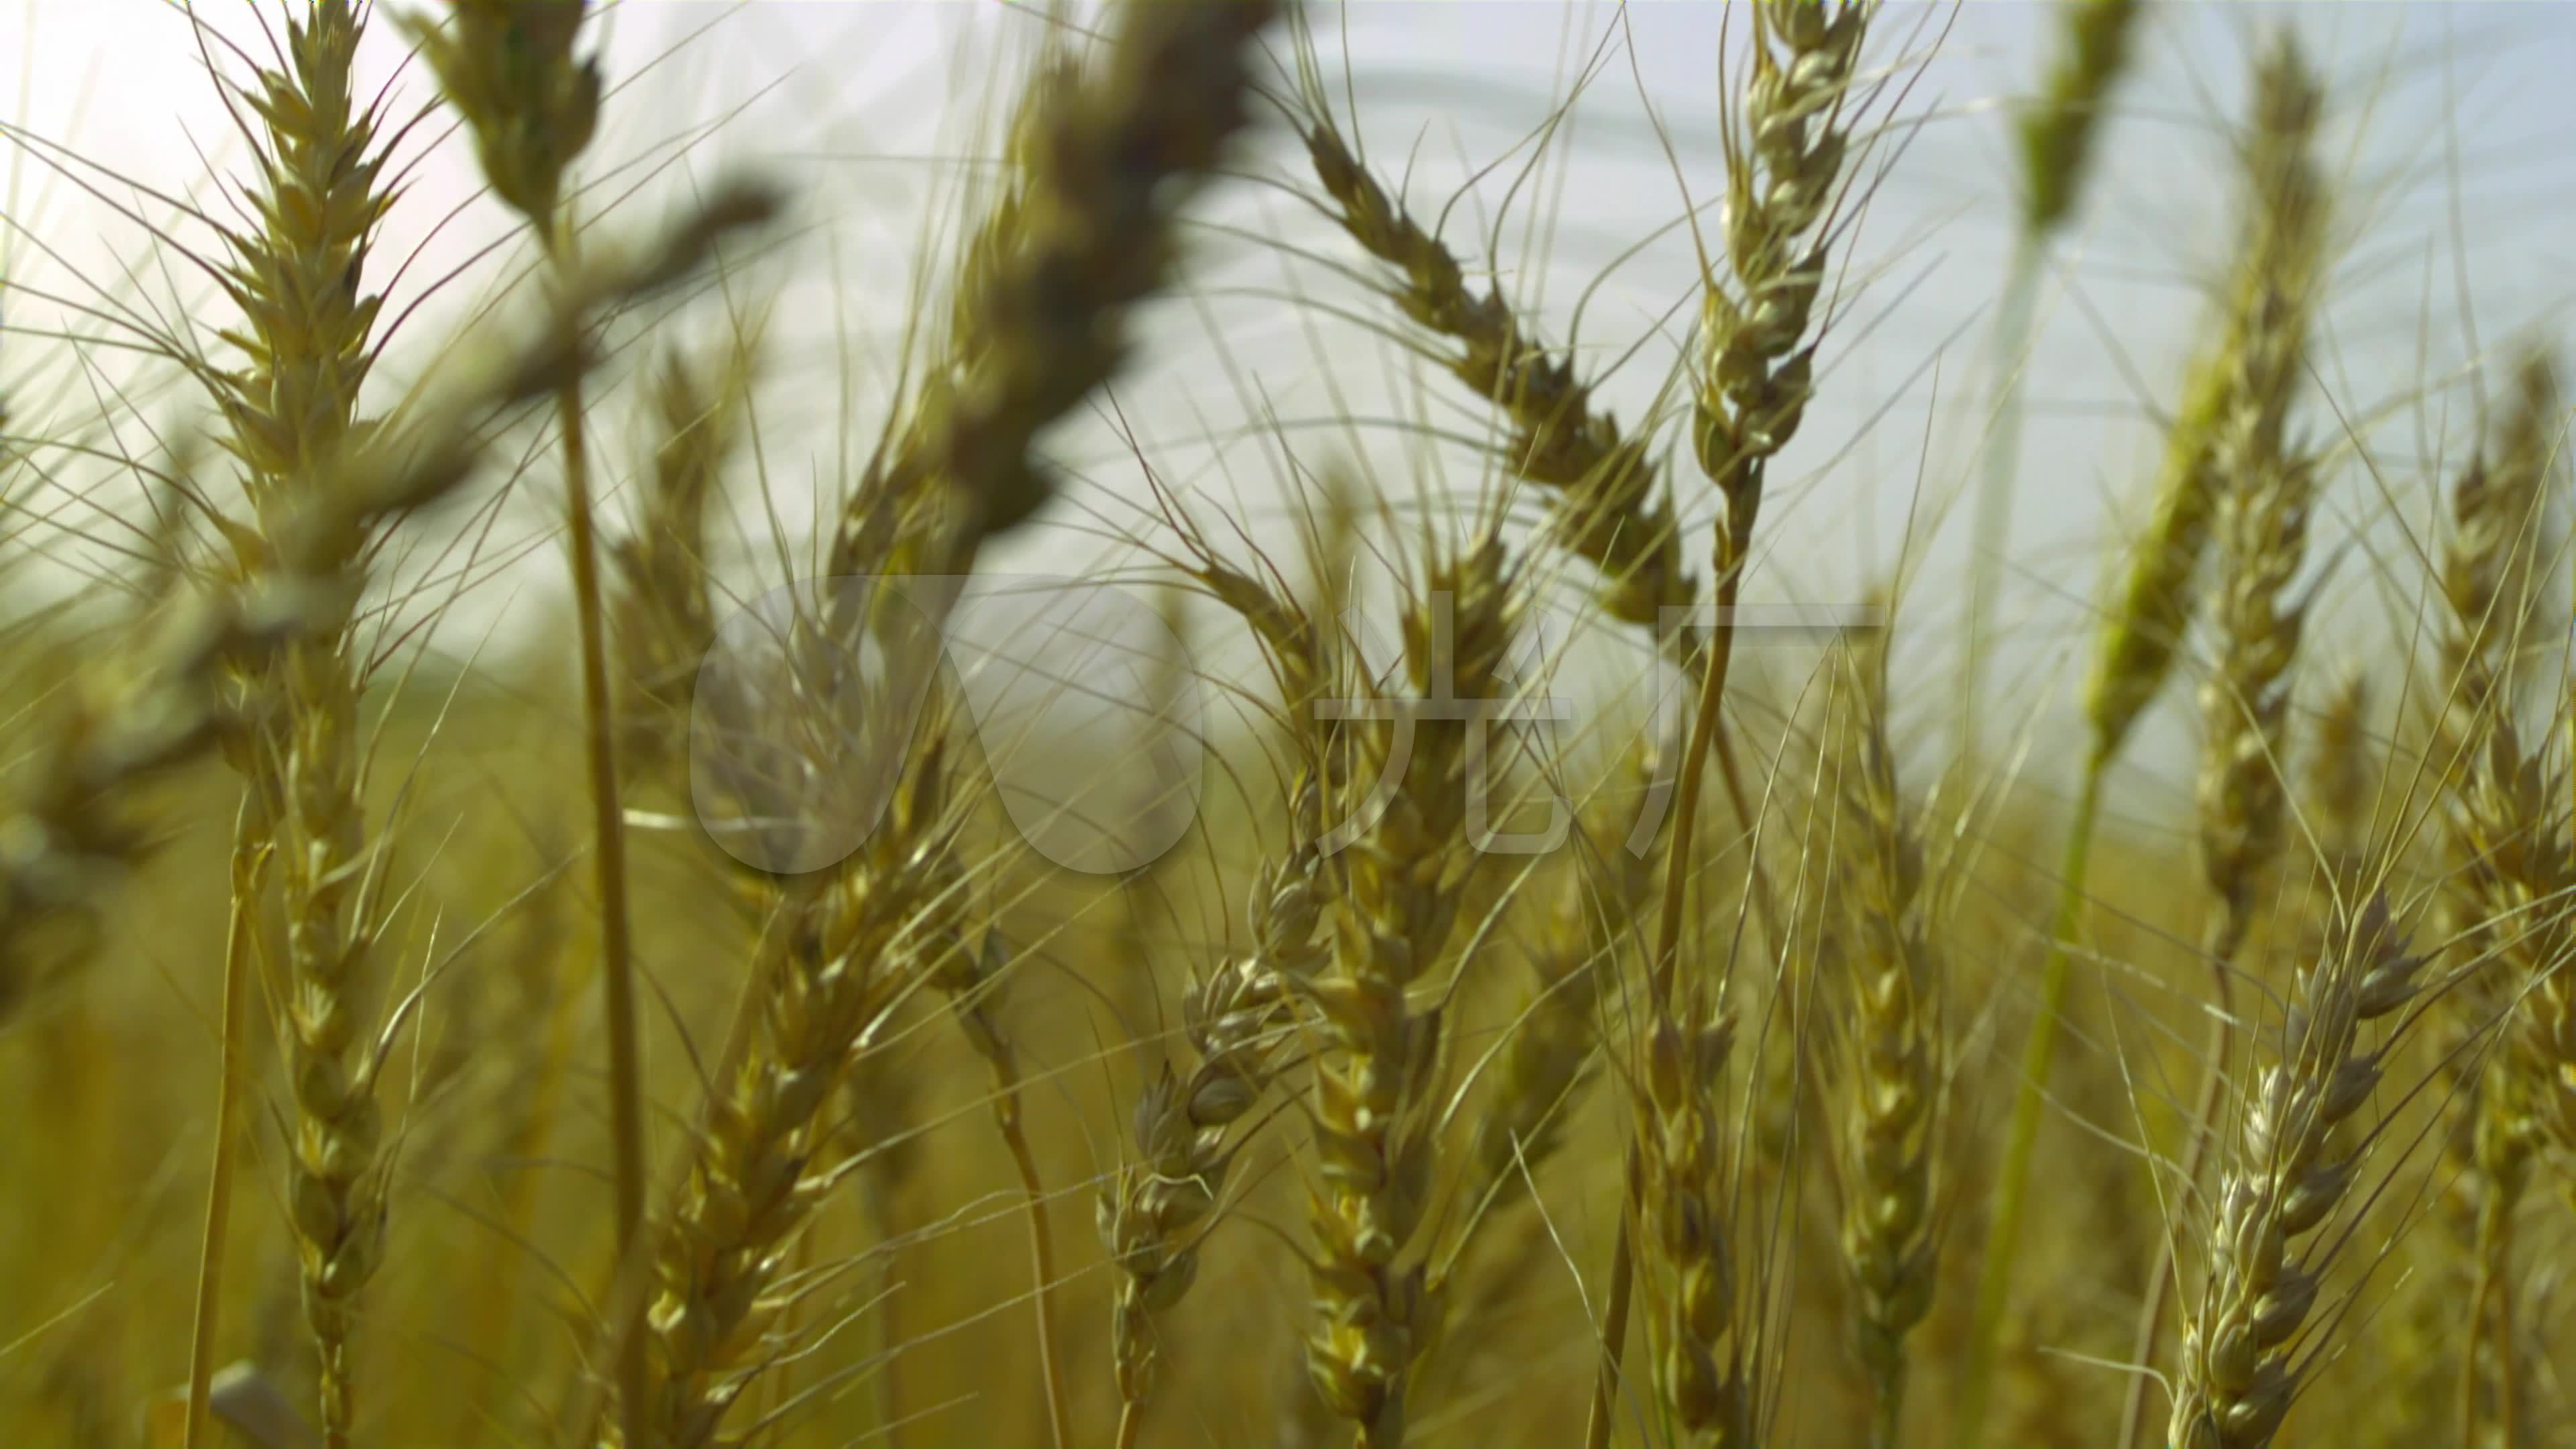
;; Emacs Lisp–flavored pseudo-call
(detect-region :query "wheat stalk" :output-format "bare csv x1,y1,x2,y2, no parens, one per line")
1973,39,2327,1436
1964,0,2145,753
1594,8,1872,1442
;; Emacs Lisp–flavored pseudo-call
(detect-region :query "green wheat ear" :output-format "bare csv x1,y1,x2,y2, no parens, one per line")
398,1,602,229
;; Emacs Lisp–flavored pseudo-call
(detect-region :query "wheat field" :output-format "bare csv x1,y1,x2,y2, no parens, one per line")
2,2,2573,1447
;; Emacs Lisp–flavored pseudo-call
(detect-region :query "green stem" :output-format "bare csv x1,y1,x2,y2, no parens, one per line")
545,215,649,1449
1962,231,2046,765
1582,1171,1637,1449
184,811,265,1449
1870,1361,1906,1449
1957,757,2102,1444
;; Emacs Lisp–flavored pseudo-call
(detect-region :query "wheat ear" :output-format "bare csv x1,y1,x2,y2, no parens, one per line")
611,339,757,785
1459,757,1660,1238
2428,351,2573,1444
1106,831,1326,1446
829,0,1279,586
2304,672,2373,889
1106,569,1331,1446
1971,38,2326,1436
0,184,773,1020
1827,621,1942,1449
2126,297,2326,1449
183,5,398,1437
2167,896,2424,1448
1295,107,1692,629
1304,537,1521,1449
1635,990,1750,1449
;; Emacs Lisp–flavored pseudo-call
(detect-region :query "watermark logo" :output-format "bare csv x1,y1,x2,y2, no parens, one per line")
686,574,1878,875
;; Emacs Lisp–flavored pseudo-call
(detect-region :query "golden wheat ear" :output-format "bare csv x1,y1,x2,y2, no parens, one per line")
189,3,400,1435
1301,533,1525,1449
2167,895,2425,1449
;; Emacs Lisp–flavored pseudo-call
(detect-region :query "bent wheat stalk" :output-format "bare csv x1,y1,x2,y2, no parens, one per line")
1963,0,2143,753
1972,39,2326,1438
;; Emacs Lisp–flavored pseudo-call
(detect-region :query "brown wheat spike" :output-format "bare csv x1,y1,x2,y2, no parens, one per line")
2084,38,2325,761
197,7,397,1437
1304,535,1521,1449
1295,103,1693,629
2168,896,2425,1448
1827,621,1942,1449
611,339,758,784
2018,0,2143,235
827,0,1279,586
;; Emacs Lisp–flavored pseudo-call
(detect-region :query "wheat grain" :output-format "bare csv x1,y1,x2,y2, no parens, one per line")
2019,0,2145,236
612,339,757,786
1305,536,1521,1449
1296,106,1692,630
2168,896,2423,1448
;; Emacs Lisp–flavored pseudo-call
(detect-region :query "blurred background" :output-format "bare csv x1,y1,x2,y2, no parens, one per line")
7,4,2573,824
5,7,2574,1446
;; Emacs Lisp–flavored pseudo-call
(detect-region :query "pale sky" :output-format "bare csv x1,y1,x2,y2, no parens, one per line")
5,2,2573,818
